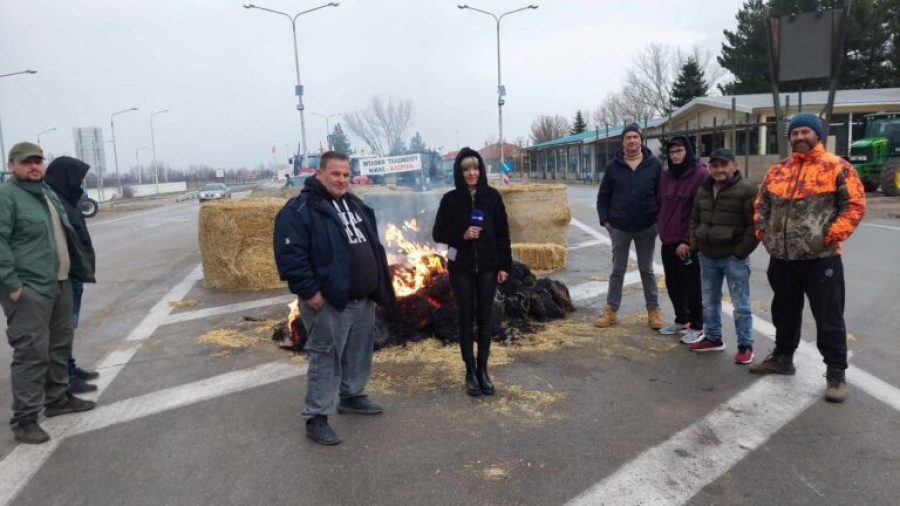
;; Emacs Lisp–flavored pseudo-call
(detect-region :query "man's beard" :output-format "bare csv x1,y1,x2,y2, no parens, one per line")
791,140,815,152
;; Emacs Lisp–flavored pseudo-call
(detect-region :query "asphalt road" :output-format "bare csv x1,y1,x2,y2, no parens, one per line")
0,188,898,506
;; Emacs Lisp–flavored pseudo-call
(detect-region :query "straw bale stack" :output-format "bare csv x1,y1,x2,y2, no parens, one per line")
498,184,571,246
511,243,568,271
198,198,286,290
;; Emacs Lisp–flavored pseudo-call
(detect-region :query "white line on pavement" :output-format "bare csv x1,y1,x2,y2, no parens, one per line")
163,295,294,325
860,222,900,231
0,361,306,506
568,239,607,251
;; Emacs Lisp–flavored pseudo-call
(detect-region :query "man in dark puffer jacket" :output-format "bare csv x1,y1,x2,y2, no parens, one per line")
689,149,759,363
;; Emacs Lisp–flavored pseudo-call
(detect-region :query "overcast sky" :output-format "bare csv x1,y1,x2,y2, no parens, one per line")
1,0,747,171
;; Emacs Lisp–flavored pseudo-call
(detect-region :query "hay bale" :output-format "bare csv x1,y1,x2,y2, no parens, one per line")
511,243,568,271
498,184,571,246
199,198,286,290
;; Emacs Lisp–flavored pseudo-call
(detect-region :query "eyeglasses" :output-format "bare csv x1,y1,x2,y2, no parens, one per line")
668,148,686,155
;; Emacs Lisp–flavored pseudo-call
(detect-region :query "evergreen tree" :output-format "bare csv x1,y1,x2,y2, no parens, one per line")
718,0,900,94
409,131,427,152
389,138,407,156
571,111,588,135
670,57,709,109
330,123,352,154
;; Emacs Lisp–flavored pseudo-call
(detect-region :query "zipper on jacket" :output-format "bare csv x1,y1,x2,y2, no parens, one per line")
471,192,478,273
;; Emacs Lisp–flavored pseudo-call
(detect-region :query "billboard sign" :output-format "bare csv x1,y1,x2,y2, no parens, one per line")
359,154,422,176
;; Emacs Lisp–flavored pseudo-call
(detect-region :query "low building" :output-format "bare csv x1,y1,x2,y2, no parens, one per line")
523,87,900,182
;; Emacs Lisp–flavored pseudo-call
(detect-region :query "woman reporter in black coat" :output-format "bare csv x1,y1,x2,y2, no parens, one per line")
432,148,512,396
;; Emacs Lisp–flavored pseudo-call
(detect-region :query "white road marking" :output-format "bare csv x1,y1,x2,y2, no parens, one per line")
0,361,305,505
569,271,643,302
163,295,294,325
566,219,900,505
860,222,900,231
567,239,607,251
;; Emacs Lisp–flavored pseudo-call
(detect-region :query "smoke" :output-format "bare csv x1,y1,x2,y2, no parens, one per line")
361,190,447,246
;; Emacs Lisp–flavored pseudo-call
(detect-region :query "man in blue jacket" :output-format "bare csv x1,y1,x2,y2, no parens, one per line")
273,151,395,445
0,142,96,445
595,124,664,330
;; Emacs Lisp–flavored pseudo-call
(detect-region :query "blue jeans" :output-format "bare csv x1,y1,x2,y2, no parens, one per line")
699,254,753,347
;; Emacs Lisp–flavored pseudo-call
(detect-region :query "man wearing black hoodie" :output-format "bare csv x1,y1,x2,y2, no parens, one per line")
657,137,708,344
44,156,101,393
595,124,663,330
273,151,395,446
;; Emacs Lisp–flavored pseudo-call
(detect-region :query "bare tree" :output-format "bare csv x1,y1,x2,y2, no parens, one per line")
343,95,414,157
530,114,571,144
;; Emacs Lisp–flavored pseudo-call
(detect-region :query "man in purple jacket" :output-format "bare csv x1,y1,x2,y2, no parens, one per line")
657,136,708,343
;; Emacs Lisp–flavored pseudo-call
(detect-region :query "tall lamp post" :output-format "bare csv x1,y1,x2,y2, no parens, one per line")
150,109,170,187
0,69,37,161
312,112,341,151
244,2,339,171
458,4,537,180
135,146,149,184
37,128,57,145
110,107,138,198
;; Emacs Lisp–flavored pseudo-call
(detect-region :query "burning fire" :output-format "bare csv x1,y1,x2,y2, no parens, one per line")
286,299,302,345
383,219,446,298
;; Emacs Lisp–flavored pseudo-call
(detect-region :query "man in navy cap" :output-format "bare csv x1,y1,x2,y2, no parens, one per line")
751,113,866,403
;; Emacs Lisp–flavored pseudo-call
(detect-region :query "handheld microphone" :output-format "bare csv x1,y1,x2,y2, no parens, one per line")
470,209,484,227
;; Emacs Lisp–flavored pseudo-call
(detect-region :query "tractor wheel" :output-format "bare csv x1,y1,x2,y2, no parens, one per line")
862,179,880,193
881,160,900,197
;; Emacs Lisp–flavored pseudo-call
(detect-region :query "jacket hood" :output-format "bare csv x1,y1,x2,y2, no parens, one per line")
453,147,488,191
666,135,698,177
45,156,90,205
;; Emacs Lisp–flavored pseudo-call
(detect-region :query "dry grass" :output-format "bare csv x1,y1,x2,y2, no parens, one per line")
196,318,282,354
499,184,570,246
511,243,568,271
168,299,200,308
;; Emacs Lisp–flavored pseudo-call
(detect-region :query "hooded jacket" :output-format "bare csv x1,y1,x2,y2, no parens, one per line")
0,177,95,297
690,171,760,260
754,143,866,260
272,175,395,311
44,156,96,271
596,145,662,232
657,136,708,245
432,147,513,275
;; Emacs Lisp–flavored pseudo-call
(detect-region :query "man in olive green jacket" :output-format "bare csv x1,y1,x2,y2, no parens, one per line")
0,142,96,444
688,149,760,363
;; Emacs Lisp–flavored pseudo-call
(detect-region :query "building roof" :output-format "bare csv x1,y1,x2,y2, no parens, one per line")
668,88,900,118
527,118,666,150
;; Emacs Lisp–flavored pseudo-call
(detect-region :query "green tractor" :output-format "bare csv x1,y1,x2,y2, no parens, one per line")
848,113,900,196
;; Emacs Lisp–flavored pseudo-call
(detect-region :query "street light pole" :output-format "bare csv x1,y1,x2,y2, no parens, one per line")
244,2,339,171
458,4,537,180
0,69,37,161
150,109,170,188
110,107,138,198
312,112,341,150
37,127,57,145
135,146,149,184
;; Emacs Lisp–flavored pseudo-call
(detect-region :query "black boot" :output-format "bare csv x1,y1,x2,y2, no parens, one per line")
476,357,495,396
464,359,481,396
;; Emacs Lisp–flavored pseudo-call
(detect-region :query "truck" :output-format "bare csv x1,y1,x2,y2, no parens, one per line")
848,113,900,196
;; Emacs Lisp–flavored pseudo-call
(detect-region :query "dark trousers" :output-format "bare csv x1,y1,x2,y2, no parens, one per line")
767,256,848,369
0,281,74,428
449,269,497,362
660,244,703,330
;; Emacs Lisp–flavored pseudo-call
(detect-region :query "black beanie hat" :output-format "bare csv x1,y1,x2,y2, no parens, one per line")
788,112,824,140
622,123,643,140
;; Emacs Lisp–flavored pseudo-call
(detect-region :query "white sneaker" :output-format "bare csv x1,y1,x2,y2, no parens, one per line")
680,329,705,344
659,322,689,335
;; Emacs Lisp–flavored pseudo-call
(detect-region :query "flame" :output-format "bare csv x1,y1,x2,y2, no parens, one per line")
383,220,446,298
287,299,301,340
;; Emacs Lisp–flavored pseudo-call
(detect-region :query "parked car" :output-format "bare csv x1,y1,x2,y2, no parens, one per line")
198,183,231,202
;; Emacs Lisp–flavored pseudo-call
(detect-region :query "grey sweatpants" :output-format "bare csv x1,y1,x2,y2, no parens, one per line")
606,224,659,311
1,281,74,428
300,298,376,419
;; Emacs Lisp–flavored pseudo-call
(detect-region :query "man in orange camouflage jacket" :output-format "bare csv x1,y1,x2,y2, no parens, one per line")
750,112,866,404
